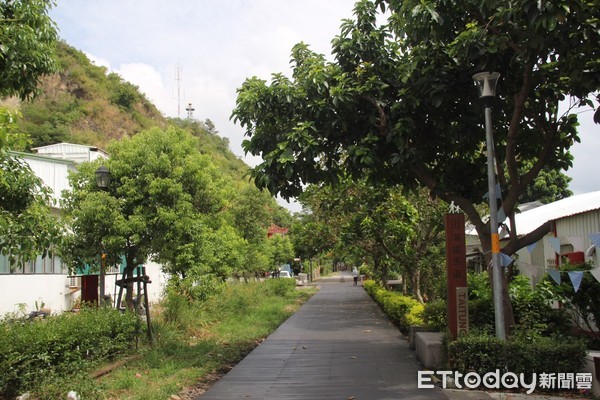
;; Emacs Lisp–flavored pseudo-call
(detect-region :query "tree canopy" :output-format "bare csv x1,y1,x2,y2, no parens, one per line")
0,0,59,100
0,111,63,268
62,127,236,307
233,0,599,258
0,0,61,268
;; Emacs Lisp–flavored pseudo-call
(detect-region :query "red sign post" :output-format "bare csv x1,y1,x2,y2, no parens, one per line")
445,213,468,339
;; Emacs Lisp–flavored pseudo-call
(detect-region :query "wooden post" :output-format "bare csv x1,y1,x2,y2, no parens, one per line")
445,213,468,339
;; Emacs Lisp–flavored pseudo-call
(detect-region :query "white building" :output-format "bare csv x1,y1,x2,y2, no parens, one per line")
512,190,600,284
32,142,109,164
0,144,167,317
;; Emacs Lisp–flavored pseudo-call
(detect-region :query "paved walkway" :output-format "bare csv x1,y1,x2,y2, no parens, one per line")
196,273,447,400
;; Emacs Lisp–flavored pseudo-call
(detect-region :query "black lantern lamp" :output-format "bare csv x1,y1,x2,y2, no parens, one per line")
95,166,111,190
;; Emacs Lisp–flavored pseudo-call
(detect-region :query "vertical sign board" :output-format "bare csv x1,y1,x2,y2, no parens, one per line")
456,286,469,336
445,213,468,339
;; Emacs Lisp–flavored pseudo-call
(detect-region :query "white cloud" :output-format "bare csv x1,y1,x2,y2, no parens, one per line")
84,52,111,70
114,63,170,115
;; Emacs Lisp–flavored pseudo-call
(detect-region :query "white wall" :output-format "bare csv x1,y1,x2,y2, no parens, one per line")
19,153,75,206
0,261,168,317
0,275,80,316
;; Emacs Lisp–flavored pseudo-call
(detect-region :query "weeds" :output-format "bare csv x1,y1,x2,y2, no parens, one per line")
21,280,314,400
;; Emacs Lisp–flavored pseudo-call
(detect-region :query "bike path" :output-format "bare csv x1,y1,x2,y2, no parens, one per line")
196,274,447,400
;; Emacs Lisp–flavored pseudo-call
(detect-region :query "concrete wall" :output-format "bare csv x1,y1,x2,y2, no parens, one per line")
0,261,168,317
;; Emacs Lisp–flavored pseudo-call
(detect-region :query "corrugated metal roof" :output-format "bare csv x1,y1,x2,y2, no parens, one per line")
465,190,600,237
32,142,109,163
510,190,600,236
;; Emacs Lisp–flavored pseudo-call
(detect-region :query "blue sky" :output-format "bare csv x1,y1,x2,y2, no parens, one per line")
49,1,599,211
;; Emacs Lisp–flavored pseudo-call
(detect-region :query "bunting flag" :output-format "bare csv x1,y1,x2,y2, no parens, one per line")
568,271,584,293
548,269,561,285
483,183,503,200
547,237,561,255
589,232,600,248
591,268,600,284
497,208,507,224
519,263,545,285
519,264,600,290
566,236,585,253
526,242,537,253
500,252,514,267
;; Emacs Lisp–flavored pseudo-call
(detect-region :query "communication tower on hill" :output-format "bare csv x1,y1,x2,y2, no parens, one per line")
175,64,183,118
186,103,195,119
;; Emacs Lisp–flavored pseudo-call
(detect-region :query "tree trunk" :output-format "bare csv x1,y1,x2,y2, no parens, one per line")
125,266,135,310
413,268,424,303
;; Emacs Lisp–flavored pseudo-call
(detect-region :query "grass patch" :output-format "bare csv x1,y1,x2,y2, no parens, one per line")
31,280,315,400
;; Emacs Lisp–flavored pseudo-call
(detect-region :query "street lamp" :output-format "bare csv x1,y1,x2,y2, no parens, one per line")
95,165,111,307
472,71,506,340
95,165,111,189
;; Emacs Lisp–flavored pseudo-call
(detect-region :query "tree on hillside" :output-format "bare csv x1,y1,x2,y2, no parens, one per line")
232,0,599,333
62,127,232,309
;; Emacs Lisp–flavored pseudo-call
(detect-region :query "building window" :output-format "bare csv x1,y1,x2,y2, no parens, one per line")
0,256,9,274
0,254,65,274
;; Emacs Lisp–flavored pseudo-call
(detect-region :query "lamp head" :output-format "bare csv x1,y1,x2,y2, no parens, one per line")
95,165,111,189
472,71,501,99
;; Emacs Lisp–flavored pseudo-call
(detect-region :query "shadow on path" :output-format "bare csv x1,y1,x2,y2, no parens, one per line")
195,273,447,400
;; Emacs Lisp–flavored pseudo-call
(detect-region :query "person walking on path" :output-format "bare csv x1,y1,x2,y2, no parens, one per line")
352,266,359,286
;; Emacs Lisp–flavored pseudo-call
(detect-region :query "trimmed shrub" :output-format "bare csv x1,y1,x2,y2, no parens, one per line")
447,332,587,379
422,299,447,331
363,280,424,333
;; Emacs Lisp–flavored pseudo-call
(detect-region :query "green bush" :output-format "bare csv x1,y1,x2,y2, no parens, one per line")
422,299,447,331
0,308,138,398
363,279,378,296
536,262,600,339
263,277,296,297
466,272,570,336
447,332,587,379
363,280,424,333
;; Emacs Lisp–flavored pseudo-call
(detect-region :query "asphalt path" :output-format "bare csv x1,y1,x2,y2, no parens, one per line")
195,271,447,400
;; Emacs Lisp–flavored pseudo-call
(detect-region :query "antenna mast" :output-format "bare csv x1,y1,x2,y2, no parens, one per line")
175,64,182,118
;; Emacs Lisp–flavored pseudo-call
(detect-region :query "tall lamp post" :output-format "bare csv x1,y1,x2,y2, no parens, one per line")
472,72,506,340
95,165,111,307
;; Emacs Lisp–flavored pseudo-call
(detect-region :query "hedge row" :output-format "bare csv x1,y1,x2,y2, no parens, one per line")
0,308,139,398
447,333,587,377
363,280,424,333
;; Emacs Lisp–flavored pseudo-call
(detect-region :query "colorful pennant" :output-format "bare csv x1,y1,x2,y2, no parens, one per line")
567,271,584,293
547,237,561,255
548,269,561,285
589,232,600,248
500,252,513,267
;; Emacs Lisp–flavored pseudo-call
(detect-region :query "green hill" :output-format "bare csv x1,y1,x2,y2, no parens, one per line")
5,41,249,180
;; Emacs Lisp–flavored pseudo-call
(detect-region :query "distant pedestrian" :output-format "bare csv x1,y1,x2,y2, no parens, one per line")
352,267,359,286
